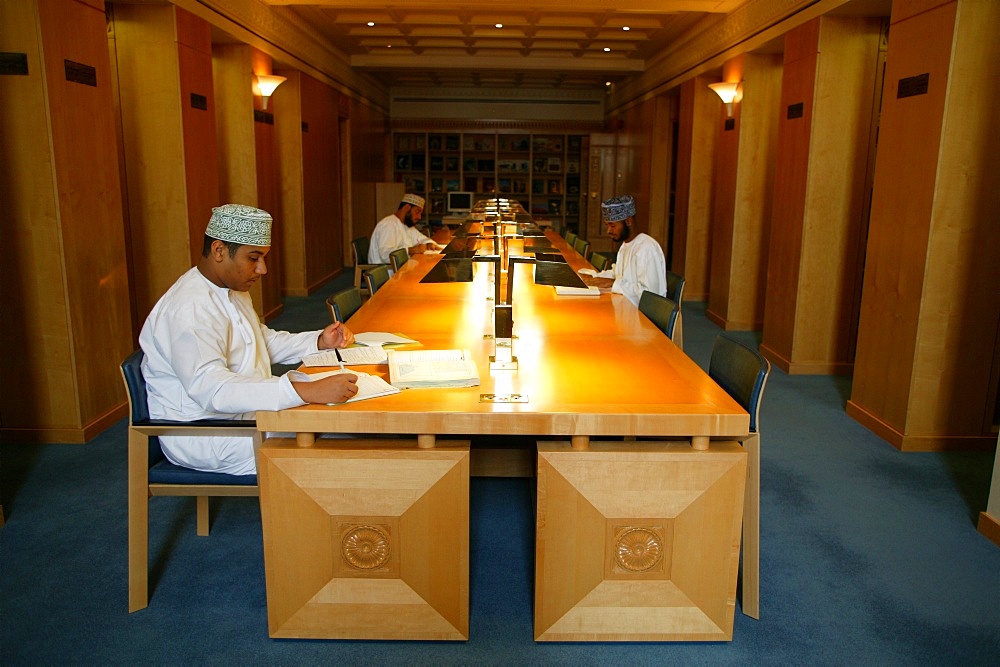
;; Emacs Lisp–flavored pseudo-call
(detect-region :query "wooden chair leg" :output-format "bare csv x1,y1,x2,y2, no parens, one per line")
128,430,150,612
196,496,210,536
742,432,760,619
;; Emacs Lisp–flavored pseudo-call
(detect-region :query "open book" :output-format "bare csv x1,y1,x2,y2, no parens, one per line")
387,349,480,389
302,346,388,366
554,285,601,296
286,369,400,404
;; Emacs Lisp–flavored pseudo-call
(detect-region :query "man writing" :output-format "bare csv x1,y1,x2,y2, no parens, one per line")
139,204,358,475
580,194,666,306
368,193,444,265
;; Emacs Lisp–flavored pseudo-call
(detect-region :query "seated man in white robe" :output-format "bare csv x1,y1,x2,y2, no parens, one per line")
579,194,666,307
139,204,359,475
368,193,444,265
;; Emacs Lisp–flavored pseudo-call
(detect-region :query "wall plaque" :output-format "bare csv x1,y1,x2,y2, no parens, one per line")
724,118,735,131
897,73,929,99
64,60,96,87
190,93,207,110
254,109,274,124
787,102,804,119
0,52,29,76
302,121,309,132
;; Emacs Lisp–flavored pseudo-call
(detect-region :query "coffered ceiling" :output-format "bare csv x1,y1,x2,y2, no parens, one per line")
260,0,749,90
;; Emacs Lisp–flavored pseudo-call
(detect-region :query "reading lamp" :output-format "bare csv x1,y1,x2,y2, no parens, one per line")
254,74,286,110
708,81,743,118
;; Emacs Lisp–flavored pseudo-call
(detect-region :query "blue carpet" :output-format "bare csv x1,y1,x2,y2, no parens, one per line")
2,276,999,664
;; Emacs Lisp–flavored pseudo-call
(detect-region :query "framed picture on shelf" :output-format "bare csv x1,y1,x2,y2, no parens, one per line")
513,179,527,194
566,200,579,215
532,179,545,194
499,178,512,192
547,157,561,172
548,180,560,194
531,200,548,215
483,177,496,193
445,156,459,171
427,135,442,150
463,157,476,172
445,135,460,150
566,159,579,174
533,158,547,172
411,154,425,170
395,154,410,170
430,155,444,171
446,178,459,192
464,177,478,192
431,197,444,214
396,135,411,151
412,178,425,192
431,178,443,193
548,199,561,215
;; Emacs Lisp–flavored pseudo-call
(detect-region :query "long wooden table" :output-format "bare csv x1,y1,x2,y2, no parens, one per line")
256,229,749,642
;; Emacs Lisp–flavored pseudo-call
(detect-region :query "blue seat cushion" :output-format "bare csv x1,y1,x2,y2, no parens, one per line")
148,459,257,486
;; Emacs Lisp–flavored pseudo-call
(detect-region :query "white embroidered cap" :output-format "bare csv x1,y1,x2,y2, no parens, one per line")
402,193,425,209
205,204,273,246
601,194,636,223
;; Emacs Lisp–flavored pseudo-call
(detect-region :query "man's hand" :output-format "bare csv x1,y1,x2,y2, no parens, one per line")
318,321,355,349
408,243,427,255
291,372,359,404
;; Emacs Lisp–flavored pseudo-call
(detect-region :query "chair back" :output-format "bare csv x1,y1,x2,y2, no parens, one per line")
328,286,363,322
565,231,578,246
389,248,410,272
666,270,686,305
590,252,611,272
365,264,391,295
708,334,771,433
121,350,168,467
351,237,370,265
573,237,590,259
637,290,679,339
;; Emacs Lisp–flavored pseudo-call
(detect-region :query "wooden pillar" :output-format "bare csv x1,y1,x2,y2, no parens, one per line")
113,3,220,324
1,0,132,443
846,0,1000,451
760,17,883,375
673,76,719,302
706,54,783,331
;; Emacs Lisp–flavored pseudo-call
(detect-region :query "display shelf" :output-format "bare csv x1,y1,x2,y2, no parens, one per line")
393,130,586,230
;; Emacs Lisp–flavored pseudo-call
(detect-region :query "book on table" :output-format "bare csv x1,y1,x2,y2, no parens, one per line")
387,349,480,389
286,369,400,403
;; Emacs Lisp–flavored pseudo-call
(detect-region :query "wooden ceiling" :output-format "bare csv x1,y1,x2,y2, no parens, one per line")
261,0,748,90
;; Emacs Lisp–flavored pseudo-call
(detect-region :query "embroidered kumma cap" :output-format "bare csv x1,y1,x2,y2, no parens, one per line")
402,193,425,209
601,194,636,223
206,204,273,246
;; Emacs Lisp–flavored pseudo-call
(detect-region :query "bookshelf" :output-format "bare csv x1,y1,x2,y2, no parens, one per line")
393,131,587,232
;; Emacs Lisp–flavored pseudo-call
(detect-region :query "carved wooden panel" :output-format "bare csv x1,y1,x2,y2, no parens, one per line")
535,441,746,641
257,438,470,640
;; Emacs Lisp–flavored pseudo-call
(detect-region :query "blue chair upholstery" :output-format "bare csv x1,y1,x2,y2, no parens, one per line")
708,334,771,619
638,290,679,341
351,236,381,295
121,350,258,612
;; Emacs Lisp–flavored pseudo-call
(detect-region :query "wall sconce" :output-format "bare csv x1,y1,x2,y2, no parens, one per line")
254,74,286,110
708,81,743,118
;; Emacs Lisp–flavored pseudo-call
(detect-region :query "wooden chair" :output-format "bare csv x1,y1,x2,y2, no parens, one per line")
565,231,578,247
351,236,380,296
708,334,771,620
365,263,391,296
590,251,611,272
389,247,410,273
573,237,590,259
665,270,687,350
638,290,679,340
121,350,258,612
327,286,363,323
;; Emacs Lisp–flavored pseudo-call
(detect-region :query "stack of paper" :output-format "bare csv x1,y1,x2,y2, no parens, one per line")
554,285,601,296
387,349,480,389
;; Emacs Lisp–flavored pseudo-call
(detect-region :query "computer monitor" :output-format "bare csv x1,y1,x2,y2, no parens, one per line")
447,191,474,213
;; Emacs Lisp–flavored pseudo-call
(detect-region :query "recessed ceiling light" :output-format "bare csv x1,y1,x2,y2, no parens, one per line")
622,26,630,31
606,81,612,86
495,23,503,28
603,47,611,52
367,21,375,27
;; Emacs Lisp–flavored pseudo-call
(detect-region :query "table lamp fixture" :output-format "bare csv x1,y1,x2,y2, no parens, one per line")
708,81,743,118
255,74,286,110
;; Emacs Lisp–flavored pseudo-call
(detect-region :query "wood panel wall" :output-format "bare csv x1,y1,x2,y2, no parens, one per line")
707,54,783,331
847,0,1000,451
760,17,882,375
673,76,719,302
1,0,132,442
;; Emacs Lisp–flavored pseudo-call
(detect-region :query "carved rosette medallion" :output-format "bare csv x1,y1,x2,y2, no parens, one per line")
341,525,391,570
614,527,663,572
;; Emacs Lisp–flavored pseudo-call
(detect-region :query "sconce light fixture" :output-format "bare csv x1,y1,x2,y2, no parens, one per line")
708,81,743,118
254,74,286,110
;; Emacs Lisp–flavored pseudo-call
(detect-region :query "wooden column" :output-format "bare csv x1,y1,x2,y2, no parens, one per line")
113,3,220,324
846,0,1000,451
760,17,883,375
673,76,719,302
1,0,132,443
706,54,783,331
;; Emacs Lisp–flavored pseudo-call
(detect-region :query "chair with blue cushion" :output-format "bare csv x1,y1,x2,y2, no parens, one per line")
326,286,363,323
351,236,381,296
665,270,687,350
638,290,679,341
121,350,258,612
365,263,391,296
708,334,771,620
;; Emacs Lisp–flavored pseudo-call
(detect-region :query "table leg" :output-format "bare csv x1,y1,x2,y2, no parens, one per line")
417,434,436,449
571,435,590,450
296,432,315,447
691,435,709,451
